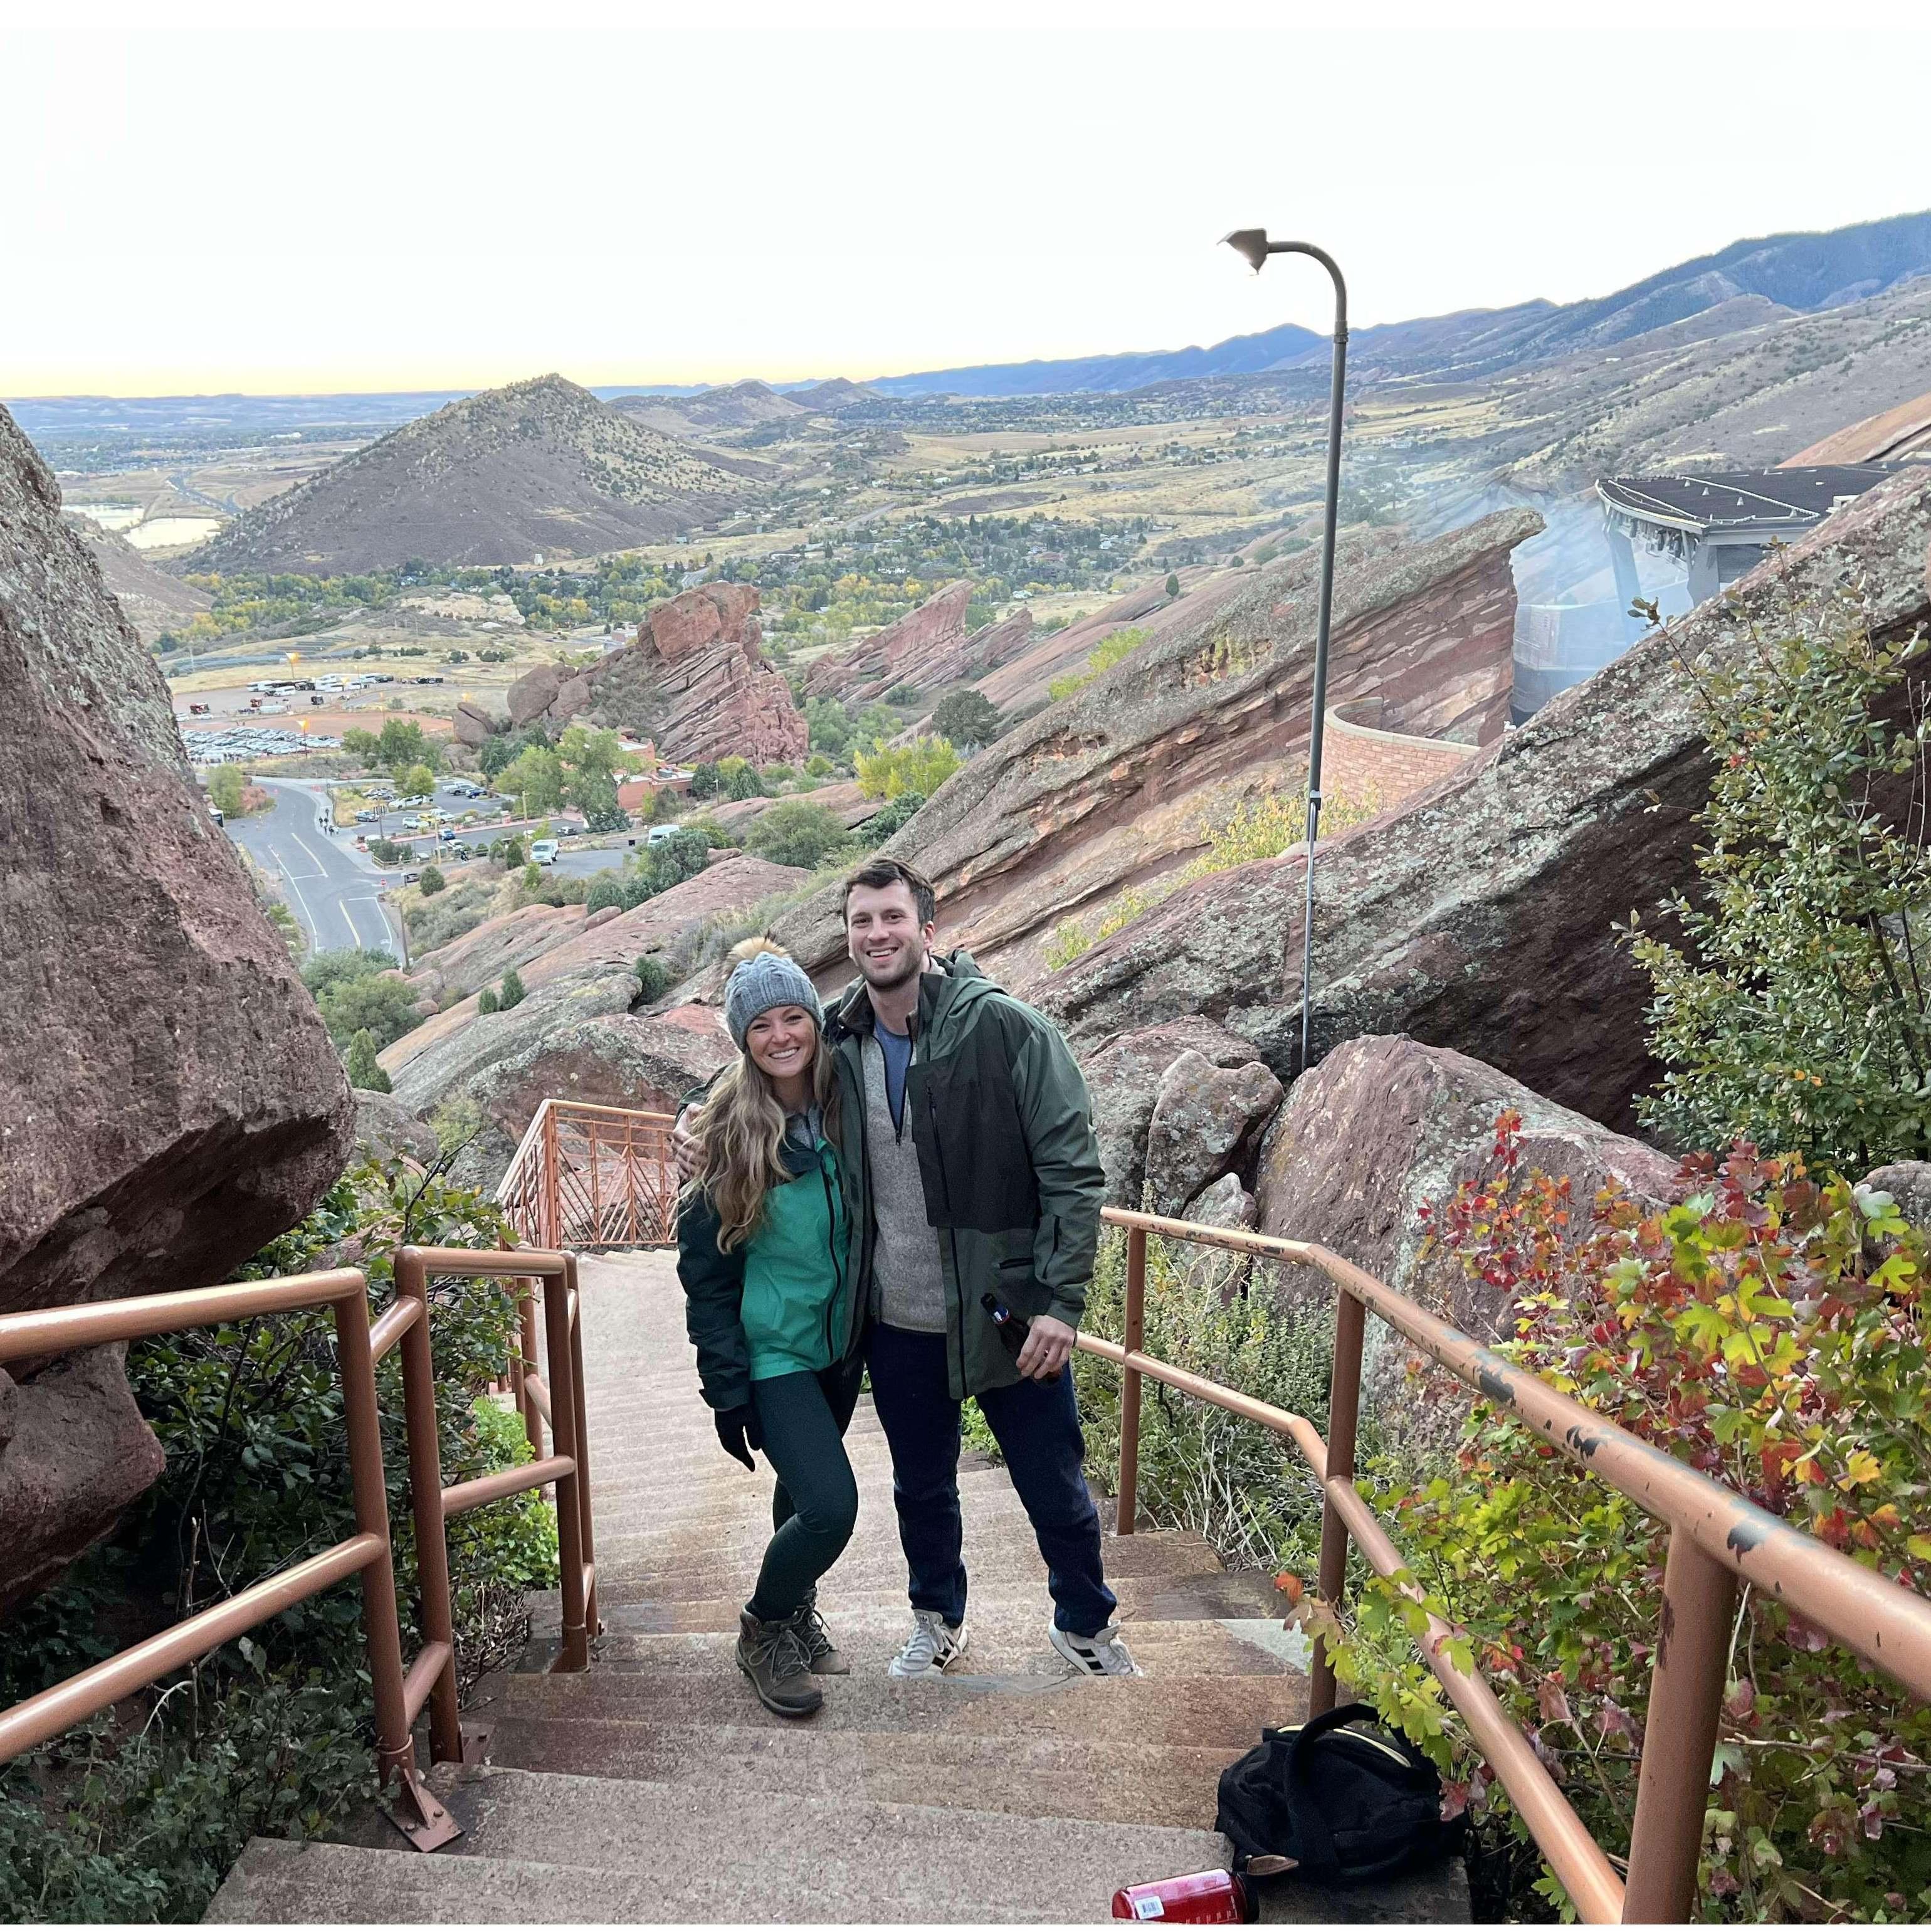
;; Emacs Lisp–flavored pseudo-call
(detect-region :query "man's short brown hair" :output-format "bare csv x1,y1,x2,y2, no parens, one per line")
842,856,937,928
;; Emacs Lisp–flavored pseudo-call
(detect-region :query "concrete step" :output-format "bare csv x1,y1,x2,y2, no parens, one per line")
530,1567,1292,1639
483,1713,1245,1830
503,1662,1308,1746
434,1763,1228,1919
590,1528,1222,1601
530,1613,1309,1681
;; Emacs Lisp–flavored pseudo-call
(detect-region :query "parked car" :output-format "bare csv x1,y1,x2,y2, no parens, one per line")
531,838,559,867
646,823,683,847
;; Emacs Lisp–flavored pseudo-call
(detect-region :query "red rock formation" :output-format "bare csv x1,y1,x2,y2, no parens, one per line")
805,583,1037,706
771,510,1537,992
1,404,354,1611
1044,470,1931,1134
503,583,807,766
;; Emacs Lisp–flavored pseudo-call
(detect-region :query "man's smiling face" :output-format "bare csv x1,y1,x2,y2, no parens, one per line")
845,879,934,990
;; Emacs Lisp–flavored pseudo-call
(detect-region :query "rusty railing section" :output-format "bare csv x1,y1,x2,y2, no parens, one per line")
498,1098,677,1248
0,1242,597,1854
1091,1206,1931,1926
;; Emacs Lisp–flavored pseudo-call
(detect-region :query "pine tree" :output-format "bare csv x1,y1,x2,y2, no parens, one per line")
499,969,527,1010
344,1028,391,1093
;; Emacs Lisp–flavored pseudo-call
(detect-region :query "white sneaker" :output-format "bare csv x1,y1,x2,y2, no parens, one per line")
889,1608,969,1678
1049,1620,1142,1676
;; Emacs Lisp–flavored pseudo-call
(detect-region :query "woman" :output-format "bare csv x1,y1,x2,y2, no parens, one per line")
679,939,865,1720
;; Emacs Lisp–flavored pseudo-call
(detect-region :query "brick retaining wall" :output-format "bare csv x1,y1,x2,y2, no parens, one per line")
1325,699,1480,808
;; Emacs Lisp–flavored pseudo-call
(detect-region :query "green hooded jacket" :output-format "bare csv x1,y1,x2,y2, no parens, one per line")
824,950,1106,1401
678,1124,861,1413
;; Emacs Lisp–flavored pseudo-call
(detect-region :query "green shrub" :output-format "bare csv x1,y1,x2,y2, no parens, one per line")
860,790,924,843
584,878,624,914
1320,1116,1931,1921
477,987,500,1014
344,1028,390,1092
746,800,853,871
416,863,445,897
498,969,526,1010
855,736,958,801
1073,1228,1340,1575
1622,589,1931,1169
633,956,673,1003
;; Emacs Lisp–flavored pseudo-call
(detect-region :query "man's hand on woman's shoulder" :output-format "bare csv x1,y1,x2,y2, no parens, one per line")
673,1104,704,1184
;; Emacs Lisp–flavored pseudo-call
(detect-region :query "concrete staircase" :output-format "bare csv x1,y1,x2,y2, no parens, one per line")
206,1253,1466,1923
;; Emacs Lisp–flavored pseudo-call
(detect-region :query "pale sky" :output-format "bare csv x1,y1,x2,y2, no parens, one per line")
6,6,1930,398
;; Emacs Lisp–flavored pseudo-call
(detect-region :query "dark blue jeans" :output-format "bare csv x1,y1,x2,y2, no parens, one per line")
866,1322,1117,1637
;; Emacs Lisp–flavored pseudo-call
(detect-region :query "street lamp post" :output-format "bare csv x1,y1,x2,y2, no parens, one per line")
1221,229,1348,1077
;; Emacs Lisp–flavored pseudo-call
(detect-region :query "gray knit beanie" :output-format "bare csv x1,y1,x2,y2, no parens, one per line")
723,939,823,1050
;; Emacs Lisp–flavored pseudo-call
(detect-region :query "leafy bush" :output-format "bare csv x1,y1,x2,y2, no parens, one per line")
1048,625,1149,701
416,863,446,897
477,987,500,1014
859,790,923,843
1622,591,1931,1170
932,687,1003,749
1073,1228,1340,1576
367,838,411,865
687,761,723,799
1318,1113,1931,1921
855,735,959,801
585,878,624,914
633,955,673,1003
206,764,246,816
498,969,526,1010
344,1028,390,1092
746,800,853,870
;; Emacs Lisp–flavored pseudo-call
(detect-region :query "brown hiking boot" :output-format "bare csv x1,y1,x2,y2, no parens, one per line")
737,1609,823,1718
786,1590,848,1676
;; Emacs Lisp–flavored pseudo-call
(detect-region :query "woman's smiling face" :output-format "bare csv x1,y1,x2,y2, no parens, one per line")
745,1005,818,1086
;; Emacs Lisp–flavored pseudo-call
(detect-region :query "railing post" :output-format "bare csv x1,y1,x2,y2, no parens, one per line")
395,1249,461,1766
565,1252,600,1640
518,1279,544,1460
1623,1528,1737,1923
540,1102,562,1249
541,1265,592,1672
1310,1285,1365,1716
588,1118,604,1244
332,1282,416,1783
1116,1226,1147,1536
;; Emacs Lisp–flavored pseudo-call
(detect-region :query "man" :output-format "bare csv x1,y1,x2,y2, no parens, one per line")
678,856,1137,1679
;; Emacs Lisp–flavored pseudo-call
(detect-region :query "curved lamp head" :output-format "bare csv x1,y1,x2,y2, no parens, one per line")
1221,228,1272,274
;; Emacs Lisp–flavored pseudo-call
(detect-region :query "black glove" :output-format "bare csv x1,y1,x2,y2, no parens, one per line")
715,1403,762,1470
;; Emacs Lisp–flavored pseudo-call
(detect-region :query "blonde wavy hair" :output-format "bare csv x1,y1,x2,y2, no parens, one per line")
692,939,839,1252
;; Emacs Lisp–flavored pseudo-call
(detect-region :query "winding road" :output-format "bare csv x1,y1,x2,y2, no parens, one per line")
225,780,408,958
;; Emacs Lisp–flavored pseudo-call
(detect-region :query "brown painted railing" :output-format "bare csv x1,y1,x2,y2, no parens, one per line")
1091,1207,1931,1925
498,1098,677,1248
0,1244,597,1853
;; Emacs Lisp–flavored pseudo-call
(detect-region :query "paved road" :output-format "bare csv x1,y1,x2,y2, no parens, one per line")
226,781,408,958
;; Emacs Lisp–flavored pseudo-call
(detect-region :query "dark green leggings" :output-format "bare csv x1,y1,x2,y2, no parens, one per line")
744,1353,863,1622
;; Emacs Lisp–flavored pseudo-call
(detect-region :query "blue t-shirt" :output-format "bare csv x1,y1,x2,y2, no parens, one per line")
876,1021,912,1133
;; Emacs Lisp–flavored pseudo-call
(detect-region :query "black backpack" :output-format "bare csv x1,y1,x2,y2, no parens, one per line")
1214,1702,1461,1886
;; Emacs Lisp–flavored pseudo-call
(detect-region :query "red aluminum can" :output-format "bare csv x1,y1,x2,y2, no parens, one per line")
1110,1869,1253,1923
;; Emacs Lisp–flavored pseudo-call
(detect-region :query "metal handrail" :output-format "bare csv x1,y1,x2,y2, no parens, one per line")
0,1243,597,1854
498,1098,677,1250
1091,1206,1931,1924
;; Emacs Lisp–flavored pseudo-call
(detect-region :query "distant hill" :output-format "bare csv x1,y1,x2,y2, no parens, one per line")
865,208,1931,398
868,320,1325,398
65,518,212,643
782,377,882,412
188,375,749,574
612,380,807,436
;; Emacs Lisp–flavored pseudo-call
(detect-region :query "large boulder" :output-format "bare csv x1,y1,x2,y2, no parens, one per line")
0,404,354,1610
352,1090,441,1166
1081,1018,1274,1206
452,699,497,748
1251,1035,1680,1433
1144,1052,1283,1217
1860,1161,1931,1227
388,963,731,1192
772,510,1534,992
503,584,807,766
1044,470,1931,1133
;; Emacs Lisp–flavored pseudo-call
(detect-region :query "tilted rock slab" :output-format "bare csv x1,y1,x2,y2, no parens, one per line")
1252,1034,1680,1444
806,581,1036,705
503,583,808,767
1044,469,1931,1134
772,510,1534,991
389,963,732,1193
0,406,353,1610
